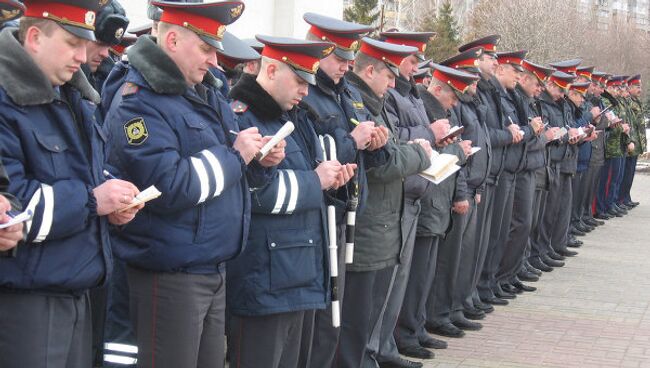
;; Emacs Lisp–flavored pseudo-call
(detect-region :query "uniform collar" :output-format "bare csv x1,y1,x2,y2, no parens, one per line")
315,68,347,98
229,73,284,121
0,28,99,106
394,74,418,98
418,84,448,121
344,71,383,116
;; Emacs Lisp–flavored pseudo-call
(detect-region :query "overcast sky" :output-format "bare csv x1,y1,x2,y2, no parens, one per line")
121,1,150,31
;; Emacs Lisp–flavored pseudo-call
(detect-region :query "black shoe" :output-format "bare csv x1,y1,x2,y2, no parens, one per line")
419,335,447,349
494,288,516,299
584,218,602,227
452,316,483,331
524,262,543,276
608,208,624,217
594,213,611,220
426,322,465,338
482,296,509,305
517,270,540,282
398,345,434,360
541,255,565,267
530,257,553,272
618,203,633,211
463,307,486,320
379,357,424,368
500,283,522,294
567,238,582,248
627,201,640,207
570,227,586,236
575,223,592,233
557,248,578,257
548,251,566,261
512,280,537,292
474,300,495,313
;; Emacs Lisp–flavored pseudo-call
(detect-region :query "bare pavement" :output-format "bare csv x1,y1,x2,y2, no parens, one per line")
420,173,650,368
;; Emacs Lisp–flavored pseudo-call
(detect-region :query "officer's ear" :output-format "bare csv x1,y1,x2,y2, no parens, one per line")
266,62,278,81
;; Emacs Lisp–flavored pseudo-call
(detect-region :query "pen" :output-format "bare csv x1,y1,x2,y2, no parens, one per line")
229,130,239,136
350,118,360,126
103,170,118,180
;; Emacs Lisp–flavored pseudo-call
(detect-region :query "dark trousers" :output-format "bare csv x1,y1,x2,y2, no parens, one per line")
301,224,347,368
0,291,92,368
497,170,535,284
619,156,638,204
471,183,495,305
570,171,587,225
127,266,226,368
581,164,603,220
395,236,439,348
337,267,395,368
373,200,421,365
597,157,624,213
451,198,479,317
535,164,567,257
478,171,517,297
103,259,137,367
528,187,547,260
230,311,306,368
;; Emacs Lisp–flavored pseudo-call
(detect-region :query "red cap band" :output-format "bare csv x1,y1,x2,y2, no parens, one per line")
160,8,225,41
262,45,321,73
432,69,471,94
383,37,427,53
24,1,95,30
309,26,360,51
359,41,406,68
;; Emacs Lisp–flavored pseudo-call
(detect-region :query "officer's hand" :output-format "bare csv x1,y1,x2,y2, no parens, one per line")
367,126,389,151
334,163,358,189
258,137,286,167
568,128,580,145
508,124,523,143
622,123,631,135
93,179,140,216
590,106,601,119
628,142,636,153
234,127,264,164
107,203,143,226
315,160,342,190
0,195,24,251
430,119,450,146
413,139,433,157
458,140,473,157
530,117,543,135
351,122,375,150
452,200,470,215
544,127,560,142
475,193,481,205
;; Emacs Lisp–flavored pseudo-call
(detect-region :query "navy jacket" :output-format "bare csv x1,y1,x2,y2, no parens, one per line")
0,29,111,293
226,74,328,316
103,36,265,273
302,69,387,218
477,76,512,184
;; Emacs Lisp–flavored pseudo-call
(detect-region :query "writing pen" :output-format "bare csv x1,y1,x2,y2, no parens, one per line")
229,130,239,136
103,170,118,180
350,118,360,126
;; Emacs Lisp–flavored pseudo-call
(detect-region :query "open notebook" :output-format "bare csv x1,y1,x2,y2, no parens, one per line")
419,151,461,185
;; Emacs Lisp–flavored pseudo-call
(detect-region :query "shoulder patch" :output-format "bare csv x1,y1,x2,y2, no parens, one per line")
124,117,148,145
231,100,249,114
122,82,139,96
352,101,365,110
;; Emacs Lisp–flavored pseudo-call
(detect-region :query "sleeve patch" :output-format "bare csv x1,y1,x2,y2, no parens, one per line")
122,82,140,96
352,101,365,110
124,117,148,145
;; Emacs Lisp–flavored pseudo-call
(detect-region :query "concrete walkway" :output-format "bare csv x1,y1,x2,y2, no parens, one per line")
421,174,650,368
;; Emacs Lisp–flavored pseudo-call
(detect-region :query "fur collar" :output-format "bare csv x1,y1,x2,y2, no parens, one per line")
344,71,383,117
229,73,284,120
394,74,419,98
417,84,448,121
127,35,187,95
315,68,346,98
0,29,99,106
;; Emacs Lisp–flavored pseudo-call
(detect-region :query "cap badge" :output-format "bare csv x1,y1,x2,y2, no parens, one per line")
231,4,243,18
115,27,125,40
85,11,96,27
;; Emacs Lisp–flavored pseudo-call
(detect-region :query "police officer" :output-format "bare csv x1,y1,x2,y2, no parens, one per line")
299,13,390,367
515,59,559,276
399,63,476,352
336,37,432,368
0,1,145,367
373,30,452,368
534,70,582,266
226,35,351,368
103,2,281,367
439,48,494,322
619,75,645,208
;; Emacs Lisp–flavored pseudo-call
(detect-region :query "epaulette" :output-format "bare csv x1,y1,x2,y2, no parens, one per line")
122,82,139,96
231,100,249,114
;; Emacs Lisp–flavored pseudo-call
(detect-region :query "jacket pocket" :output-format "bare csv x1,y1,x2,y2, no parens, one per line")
267,228,319,291
33,132,70,179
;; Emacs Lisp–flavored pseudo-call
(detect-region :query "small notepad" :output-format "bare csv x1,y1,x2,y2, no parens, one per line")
118,186,161,212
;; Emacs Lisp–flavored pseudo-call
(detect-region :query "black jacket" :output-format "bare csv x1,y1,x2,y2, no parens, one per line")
477,76,511,183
